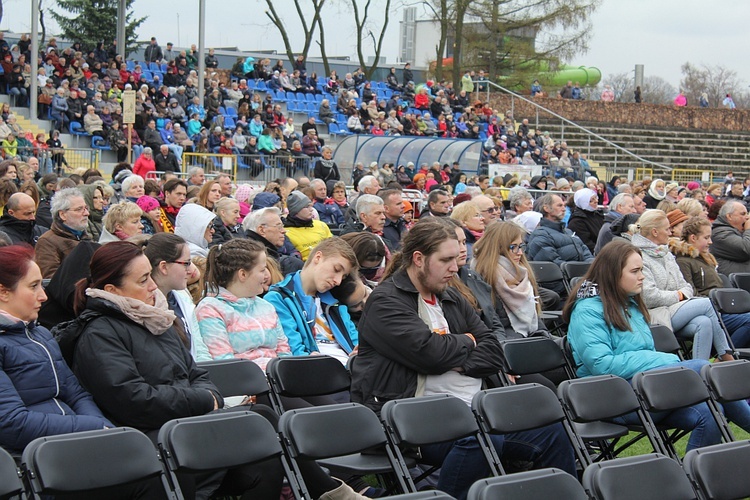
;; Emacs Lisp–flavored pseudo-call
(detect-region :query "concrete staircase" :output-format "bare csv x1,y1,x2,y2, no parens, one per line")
534,120,750,181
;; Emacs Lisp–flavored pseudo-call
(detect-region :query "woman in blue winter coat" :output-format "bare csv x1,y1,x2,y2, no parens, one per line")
0,245,111,453
563,240,750,452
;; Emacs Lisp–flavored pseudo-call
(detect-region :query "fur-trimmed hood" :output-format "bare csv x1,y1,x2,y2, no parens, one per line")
669,238,717,266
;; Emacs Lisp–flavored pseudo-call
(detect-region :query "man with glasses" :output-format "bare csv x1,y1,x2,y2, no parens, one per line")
474,195,501,222
35,188,91,278
526,193,593,295
242,207,303,276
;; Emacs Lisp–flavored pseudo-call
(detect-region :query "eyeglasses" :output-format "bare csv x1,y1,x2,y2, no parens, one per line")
481,206,499,214
67,206,89,213
509,243,527,253
170,260,192,269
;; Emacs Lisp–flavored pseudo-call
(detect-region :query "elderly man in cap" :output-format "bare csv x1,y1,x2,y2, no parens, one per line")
283,190,333,260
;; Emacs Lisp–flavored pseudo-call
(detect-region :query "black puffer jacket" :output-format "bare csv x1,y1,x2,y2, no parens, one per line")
0,214,47,246
566,207,604,254
351,270,502,414
56,298,222,435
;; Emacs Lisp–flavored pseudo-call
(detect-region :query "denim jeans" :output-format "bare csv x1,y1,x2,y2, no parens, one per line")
419,423,577,500
722,312,750,348
671,298,730,359
617,359,750,452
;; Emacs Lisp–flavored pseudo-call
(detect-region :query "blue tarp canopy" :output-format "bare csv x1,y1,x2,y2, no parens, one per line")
332,136,483,174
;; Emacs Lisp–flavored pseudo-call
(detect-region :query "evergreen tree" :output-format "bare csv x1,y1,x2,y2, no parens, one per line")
50,0,146,56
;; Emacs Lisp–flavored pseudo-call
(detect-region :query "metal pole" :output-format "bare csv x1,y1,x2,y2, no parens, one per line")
30,0,40,121
197,0,206,110
117,0,126,59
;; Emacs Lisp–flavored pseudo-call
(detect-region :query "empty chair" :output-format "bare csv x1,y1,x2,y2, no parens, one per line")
0,446,24,499
683,440,750,500
266,355,350,414
381,394,502,493
701,360,750,440
582,453,697,500
279,403,411,498
468,468,587,500
529,261,565,292
561,262,591,292
22,427,173,498
158,411,294,499
558,375,668,462
497,337,575,386
91,136,111,150
632,366,734,456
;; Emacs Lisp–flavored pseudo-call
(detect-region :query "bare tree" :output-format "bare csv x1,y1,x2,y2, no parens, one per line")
680,62,743,108
265,0,326,67
602,72,632,102
349,0,392,80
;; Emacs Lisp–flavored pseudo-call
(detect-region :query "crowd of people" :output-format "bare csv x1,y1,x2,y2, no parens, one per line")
3,32,750,500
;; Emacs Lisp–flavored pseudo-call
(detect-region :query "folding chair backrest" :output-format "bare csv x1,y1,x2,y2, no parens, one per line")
561,262,590,283
683,440,750,500
650,324,684,357
700,359,750,403
198,358,270,397
632,366,710,412
472,384,565,434
0,446,23,499
266,355,351,399
279,403,386,460
558,375,641,422
529,261,564,284
718,273,732,288
381,395,480,447
468,468,587,500
22,428,168,495
710,288,750,315
582,453,697,500
729,272,750,292
159,411,282,472
499,337,568,376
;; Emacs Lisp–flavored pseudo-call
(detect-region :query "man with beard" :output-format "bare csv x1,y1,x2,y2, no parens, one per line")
34,188,91,278
350,219,576,499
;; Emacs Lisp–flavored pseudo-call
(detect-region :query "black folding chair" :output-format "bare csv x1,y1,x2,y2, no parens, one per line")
266,355,350,414
560,262,591,293
683,440,750,500
497,337,575,386
529,262,566,332
708,288,750,360
650,324,686,360
388,492,455,499
198,358,271,398
718,273,732,288
278,403,411,499
471,383,590,471
728,272,750,292
467,468,587,500
632,366,733,460
158,411,297,500
381,394,503,492
0,446,24,500
582,453,697,500
558,375,668,463
700,359,750,441
22,427,173,499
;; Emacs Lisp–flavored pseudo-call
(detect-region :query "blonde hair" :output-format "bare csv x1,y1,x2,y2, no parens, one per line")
630,209,667,235
450,200,481,224
103,201,143,233
676,198,702,217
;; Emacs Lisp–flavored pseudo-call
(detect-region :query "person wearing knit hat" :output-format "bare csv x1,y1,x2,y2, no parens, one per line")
567,187,604,253
234,184,254,223
410,173,427,192
452,193,472,206
666,209,689,238
686,181,701,191
283,191,333,260
136,195,163,234
664,182,680,203
556,178,570,191
514,210,543,234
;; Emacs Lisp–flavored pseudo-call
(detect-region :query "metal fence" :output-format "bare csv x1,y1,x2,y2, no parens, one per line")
671,168,709,184
181,152,313,183
36,148,100,175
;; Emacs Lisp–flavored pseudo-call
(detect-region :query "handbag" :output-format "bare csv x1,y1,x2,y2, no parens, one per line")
38,94,53,105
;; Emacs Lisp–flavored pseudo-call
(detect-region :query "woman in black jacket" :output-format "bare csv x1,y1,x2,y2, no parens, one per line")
312,146,341,183
566,188,604,254
62,241,368,500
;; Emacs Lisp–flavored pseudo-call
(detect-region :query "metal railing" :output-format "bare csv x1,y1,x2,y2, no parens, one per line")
471,80,676,180
181,152,313,183
34,148,100,175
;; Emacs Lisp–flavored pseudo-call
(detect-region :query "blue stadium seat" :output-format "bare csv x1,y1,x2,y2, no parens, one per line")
69,121,91,143
305,93,316,103
224,116,235,129
160,63,168,73
148,62,161,72
285,91,297,102
255,80,268,92
315,94,324,104
141,70,152,81
126,60,135,72
91,136,111,150
294,92,305,102
274,90,288,103
305,102,317,114
246,80,256,90
225,107,238,117
219,106,227,116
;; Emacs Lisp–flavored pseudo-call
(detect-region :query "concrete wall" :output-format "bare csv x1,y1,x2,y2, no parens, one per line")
486,94,750,133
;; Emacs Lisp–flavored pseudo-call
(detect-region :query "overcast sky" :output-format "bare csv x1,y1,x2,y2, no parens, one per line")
6,0,750,88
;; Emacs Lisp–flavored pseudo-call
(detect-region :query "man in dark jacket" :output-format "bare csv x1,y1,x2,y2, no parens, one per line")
243,206,303,276
594,193,636,255
526,194,593,295
351,220,576,499
154,144,181,174
380,189,407,251
0,193,48,246
711,200,750,276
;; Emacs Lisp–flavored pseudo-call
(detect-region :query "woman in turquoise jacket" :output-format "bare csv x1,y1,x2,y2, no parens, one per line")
264,237,359,362
563,239,750,452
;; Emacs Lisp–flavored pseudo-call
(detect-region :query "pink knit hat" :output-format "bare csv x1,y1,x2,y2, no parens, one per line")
686,181,701,191
235,183,254,204
136,195,160,213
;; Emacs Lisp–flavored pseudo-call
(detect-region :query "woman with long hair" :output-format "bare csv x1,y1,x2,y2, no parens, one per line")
564,240,750,452
197,180,222,212
449,200,485,262
631,209,733,360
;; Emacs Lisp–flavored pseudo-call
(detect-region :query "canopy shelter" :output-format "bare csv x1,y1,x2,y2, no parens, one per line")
332,136,483,174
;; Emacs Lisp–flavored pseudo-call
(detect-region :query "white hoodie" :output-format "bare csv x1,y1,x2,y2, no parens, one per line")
174,203,217,258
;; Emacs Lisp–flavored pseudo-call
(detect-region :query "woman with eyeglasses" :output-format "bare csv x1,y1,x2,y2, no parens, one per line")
472,221,548,339
144,233,210,362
